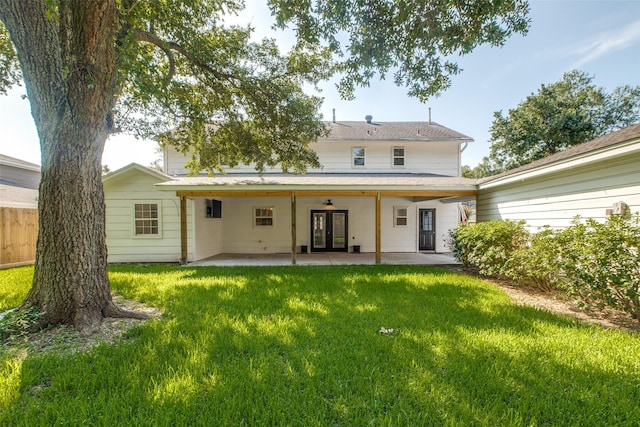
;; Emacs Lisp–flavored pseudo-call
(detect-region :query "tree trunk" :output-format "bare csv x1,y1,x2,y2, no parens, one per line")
1,0,146,335
27,117,114,334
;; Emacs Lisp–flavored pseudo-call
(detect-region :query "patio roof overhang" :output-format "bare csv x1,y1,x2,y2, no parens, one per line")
156,175,478,266
155,175,478,198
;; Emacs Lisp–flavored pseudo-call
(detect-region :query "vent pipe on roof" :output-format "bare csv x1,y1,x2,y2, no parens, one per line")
365,114,373,124
428,107,432,124
332,108,336,123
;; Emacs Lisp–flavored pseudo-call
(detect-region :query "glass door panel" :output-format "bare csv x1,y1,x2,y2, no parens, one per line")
332,212,346,249
313,212,326,249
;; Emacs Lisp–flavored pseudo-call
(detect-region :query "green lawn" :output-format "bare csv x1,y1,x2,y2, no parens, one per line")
1,264,639,426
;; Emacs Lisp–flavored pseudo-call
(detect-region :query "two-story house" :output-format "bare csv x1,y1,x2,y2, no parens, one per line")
103,118,477,264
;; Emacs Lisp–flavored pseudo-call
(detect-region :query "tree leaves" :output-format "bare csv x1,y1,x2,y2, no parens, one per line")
465,71,640,177
3,0,531,175
0,22,20,94
269,0,530,102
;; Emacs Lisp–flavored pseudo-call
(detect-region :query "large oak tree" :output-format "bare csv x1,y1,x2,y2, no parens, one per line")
0,0,529,335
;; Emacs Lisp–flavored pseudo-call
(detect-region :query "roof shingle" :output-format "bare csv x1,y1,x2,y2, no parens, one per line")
323,121,473,142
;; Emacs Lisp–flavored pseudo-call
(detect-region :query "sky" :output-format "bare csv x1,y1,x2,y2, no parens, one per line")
1,0,639,170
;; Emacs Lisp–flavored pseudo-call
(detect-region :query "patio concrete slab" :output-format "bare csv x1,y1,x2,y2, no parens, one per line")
188,252,460,267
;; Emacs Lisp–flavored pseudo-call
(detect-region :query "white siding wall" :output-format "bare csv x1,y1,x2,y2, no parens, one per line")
104,170,190,263
380,197,459,252
164,141,461,176
192,198,223,260
477,152,640,231
310,140,460,175
220,196,292,253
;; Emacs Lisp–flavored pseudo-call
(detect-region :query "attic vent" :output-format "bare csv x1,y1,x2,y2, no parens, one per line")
365,115,373,124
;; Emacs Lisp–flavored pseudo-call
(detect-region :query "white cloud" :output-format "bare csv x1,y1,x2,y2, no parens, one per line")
570,19,640,68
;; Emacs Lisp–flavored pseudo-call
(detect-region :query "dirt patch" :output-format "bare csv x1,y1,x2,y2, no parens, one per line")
1,295,161,357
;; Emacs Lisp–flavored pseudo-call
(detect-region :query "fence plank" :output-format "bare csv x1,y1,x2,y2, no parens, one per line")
1,207,38,267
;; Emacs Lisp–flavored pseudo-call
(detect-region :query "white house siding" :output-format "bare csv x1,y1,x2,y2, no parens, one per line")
218,196,293,254
192,197,223,260
309,140,460,175
379,197,459,253
476,151,640,231
104,169,190,263
163,141,461,176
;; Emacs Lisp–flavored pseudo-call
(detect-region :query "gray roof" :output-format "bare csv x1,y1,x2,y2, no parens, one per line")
323,121,473,142
0,154,40,171
480,122,640,184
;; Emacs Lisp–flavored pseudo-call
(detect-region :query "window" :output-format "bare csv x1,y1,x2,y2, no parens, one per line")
393,147,405,166
134,203,160,236
394,206,408,226
352,147,365,166
206,199,222,218
254,207,274,226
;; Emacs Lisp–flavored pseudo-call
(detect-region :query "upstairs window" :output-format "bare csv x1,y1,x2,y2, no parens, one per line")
254,207,274,227
134,203,160,236
352,147,365,167
393,147,405,166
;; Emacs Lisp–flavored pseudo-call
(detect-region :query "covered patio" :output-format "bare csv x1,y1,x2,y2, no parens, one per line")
156,174,477,265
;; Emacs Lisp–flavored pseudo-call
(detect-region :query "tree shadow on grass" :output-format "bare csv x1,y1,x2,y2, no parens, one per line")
4,265,639,425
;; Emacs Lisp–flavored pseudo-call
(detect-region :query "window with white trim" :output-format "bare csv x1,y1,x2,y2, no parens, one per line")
394,206,408,226
254,207,274,227
393,147,405,166
352,147,365,167
134,202,160,236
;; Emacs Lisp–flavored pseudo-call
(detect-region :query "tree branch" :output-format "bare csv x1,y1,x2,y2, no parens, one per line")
133,28,238,85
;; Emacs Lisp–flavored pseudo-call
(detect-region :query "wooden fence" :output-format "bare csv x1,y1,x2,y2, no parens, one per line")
1,207,38,268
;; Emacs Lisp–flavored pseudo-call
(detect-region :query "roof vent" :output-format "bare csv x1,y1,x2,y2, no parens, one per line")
365,115,373,124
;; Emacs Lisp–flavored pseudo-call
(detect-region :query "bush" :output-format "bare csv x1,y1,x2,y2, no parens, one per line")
505,227,564,292
450,215,640,321
448,219,529,277
557,214,640,319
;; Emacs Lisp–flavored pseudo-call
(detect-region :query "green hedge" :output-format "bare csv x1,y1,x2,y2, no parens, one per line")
448,219,529,276
556,215,640,320
449,214,640,320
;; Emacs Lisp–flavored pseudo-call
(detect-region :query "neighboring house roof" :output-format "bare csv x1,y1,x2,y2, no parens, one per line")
480,123,640,186
323,121,473,142
0,154,41,192
0,154,40,172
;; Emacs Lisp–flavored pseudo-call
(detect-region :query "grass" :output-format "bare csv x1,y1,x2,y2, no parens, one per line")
1,264,639,426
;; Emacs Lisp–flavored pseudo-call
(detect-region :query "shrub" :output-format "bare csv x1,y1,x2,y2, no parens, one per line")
557,214,640,319
505,227,564,292
449,220,529,277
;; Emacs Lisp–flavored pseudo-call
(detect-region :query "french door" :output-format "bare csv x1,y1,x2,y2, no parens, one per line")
418,208,436,251
310,210,348,252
